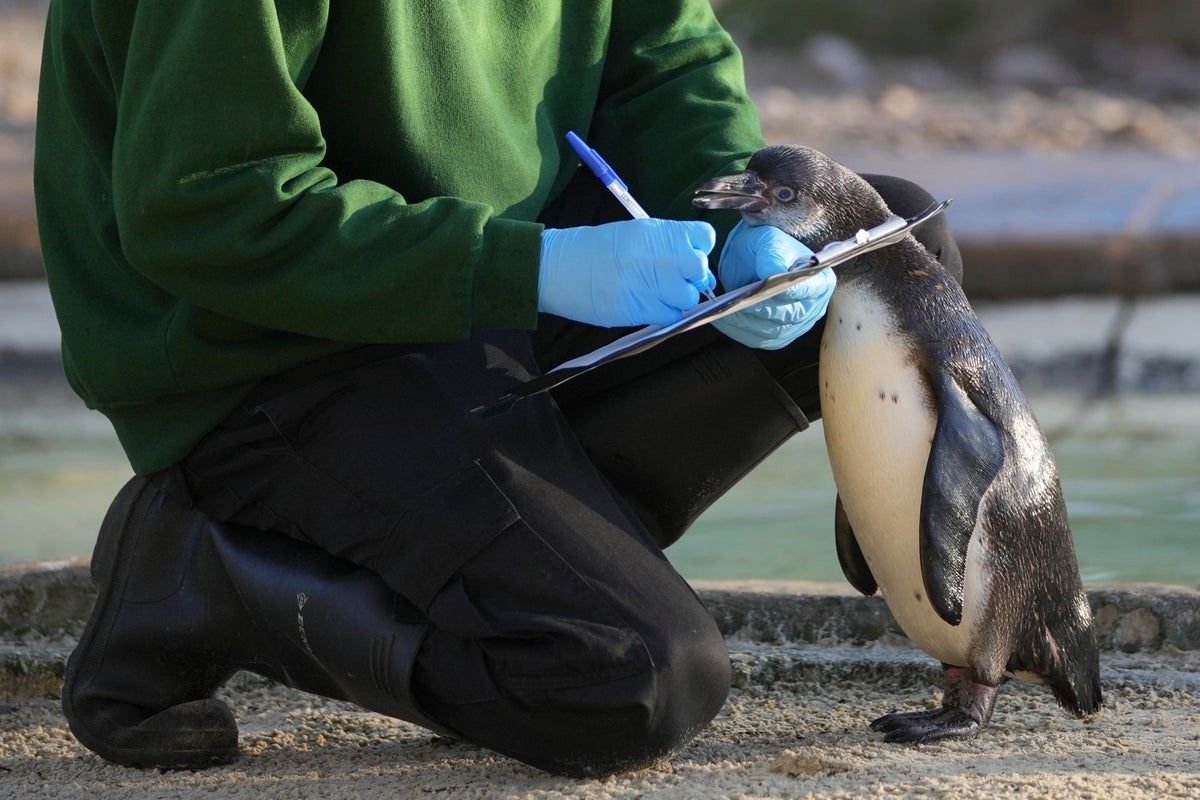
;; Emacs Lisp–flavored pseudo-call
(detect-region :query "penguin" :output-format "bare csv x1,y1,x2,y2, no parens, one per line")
693,145,1102,743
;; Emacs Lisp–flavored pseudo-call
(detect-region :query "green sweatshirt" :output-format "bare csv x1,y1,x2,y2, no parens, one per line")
34,0,766,474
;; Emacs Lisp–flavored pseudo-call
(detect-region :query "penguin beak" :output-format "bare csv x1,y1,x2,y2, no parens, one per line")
693,171,769,212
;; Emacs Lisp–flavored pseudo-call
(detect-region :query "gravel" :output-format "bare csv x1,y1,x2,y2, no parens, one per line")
3,666,1199,799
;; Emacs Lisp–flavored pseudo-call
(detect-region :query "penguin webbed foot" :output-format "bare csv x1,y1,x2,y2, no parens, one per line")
870,707,982,744
870,665,999,745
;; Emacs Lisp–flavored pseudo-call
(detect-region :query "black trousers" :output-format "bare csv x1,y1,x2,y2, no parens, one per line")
180,174,960,774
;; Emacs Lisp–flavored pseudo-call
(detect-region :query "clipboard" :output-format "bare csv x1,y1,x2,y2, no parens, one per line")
474,199,952,415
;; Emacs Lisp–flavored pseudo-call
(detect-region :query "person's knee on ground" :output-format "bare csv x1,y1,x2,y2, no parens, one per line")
408,519,731,776
69,470,730,776
581,600,731,775
434,611,730,777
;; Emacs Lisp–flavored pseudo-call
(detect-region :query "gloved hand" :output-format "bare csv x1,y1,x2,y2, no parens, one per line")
538,218,717,327
712,221,836,350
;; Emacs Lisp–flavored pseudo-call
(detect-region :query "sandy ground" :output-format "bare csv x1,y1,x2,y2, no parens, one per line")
3,672,1199,799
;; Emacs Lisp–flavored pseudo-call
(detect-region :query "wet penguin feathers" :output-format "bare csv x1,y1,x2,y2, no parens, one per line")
835,495,877,597
981,476,1103,718
697,145,1102,738
919,372,1005,626
698,145,894,247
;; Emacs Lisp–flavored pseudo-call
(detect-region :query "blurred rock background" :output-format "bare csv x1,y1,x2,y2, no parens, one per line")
0,0,40,280
714,0,1200,301
3,0,1200,292
0,0,1197,579
724,0,1195,154
724,0,1200,153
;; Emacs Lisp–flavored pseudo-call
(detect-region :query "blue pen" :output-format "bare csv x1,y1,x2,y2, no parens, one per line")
566,131,717,303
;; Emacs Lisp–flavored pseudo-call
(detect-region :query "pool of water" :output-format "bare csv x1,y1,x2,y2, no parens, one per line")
2,382,1197,586
677,396,1200,586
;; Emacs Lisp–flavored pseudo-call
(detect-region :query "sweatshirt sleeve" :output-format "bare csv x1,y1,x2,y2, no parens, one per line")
110,1,541,343
589,0,767,243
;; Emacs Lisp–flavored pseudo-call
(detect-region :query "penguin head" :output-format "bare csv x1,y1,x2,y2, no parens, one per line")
693,145,892,250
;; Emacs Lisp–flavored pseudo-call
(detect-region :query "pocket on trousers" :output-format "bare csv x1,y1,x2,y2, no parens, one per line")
373,460,520,612
244,374,358,452
464,520,654,693
375,460,652,696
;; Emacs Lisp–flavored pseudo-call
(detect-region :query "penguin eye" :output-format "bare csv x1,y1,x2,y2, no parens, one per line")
774,186,796,202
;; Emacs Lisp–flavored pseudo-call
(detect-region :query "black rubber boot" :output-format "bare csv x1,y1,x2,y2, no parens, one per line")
63,470,449,769
565,340,810,549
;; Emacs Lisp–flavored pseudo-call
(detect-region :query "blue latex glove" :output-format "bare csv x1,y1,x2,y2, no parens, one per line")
712,221,836,350
538,218,717,327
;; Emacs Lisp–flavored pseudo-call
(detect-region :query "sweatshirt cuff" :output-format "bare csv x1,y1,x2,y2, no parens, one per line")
471,217,544,332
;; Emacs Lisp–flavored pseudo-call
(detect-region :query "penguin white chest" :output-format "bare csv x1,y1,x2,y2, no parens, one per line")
819,281,981,666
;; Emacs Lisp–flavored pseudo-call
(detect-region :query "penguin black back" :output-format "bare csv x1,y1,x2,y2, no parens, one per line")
695,145,1101,739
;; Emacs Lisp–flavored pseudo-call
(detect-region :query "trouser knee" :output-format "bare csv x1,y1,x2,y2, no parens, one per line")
538,617,732,777
429,601,730,778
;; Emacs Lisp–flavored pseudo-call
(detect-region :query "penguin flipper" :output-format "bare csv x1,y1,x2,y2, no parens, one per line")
920,374,1005,625
835,494,877,596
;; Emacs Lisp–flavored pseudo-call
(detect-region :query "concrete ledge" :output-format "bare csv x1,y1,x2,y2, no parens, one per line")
0,640,72,697
7,636,1199,700
963,233,1200,299
0,558,91,640
698,581,1200,653
3,560,1197,648
2,560,1197,698
728,640,1200,693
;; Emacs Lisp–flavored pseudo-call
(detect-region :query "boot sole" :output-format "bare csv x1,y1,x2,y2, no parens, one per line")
62,477,240,769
